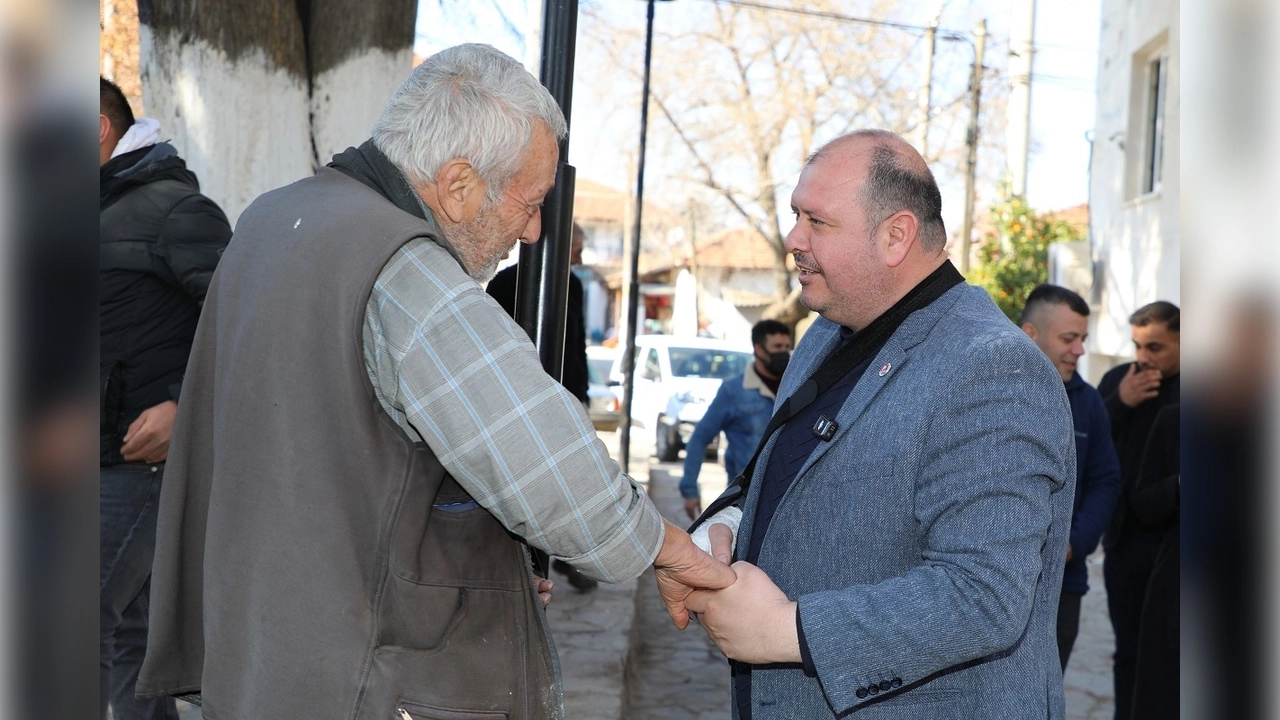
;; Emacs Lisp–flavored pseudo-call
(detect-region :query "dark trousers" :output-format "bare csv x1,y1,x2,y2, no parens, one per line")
100,463,178,720
1057,591,1084,672
1132,540,1178,720
1103,535,1162,720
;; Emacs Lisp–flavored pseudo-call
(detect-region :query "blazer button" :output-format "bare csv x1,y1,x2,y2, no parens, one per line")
892,678,902,688
868,685,880,695
879,680,893,691
856,688,868,699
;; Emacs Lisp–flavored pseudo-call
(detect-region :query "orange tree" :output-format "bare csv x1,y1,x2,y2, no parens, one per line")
968,195,1085,322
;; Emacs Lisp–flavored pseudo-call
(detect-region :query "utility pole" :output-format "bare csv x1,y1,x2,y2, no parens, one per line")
1007,0,1036,198
618,0,669,472
959,19,987,275
915,6,941,158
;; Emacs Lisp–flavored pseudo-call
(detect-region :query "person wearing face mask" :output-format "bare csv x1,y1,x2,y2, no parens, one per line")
679,320,793,520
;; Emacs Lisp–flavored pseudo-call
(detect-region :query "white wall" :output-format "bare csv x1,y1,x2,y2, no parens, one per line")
1087,0,1179,369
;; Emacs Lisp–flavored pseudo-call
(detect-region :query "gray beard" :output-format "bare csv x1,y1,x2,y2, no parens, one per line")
468,256,502,285
444,200,507,284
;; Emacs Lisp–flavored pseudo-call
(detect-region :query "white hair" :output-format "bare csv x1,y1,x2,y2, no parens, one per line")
372,44,567,203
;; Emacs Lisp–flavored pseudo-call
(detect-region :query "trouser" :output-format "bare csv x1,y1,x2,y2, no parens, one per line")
100,463,178,720
1056,590,1084,672
1103,535,1162,720
1131,541,1179,720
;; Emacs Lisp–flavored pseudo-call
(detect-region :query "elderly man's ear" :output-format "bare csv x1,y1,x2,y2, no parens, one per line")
430,158,487,224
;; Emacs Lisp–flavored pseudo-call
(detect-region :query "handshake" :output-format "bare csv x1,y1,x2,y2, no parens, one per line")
650,516,802,665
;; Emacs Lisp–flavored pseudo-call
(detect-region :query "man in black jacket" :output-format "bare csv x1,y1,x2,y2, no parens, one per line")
1097,300,1180,720
99,77,231,720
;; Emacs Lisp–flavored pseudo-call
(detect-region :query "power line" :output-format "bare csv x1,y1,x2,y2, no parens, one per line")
705,0,971,41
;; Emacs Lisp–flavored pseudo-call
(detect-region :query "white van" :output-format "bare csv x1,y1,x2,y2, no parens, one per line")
608,335,753,461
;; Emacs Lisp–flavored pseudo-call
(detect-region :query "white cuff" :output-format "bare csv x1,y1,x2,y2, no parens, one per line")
690,506,742,557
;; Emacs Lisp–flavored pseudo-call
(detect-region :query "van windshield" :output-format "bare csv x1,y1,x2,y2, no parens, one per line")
667,348,752,379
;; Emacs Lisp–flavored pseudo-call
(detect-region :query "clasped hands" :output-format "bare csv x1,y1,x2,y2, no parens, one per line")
653,519,801,665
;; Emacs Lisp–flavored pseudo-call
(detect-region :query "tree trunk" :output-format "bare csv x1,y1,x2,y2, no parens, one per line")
761,286,809,328
138,0,415,224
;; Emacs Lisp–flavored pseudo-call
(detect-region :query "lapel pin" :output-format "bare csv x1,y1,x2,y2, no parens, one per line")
878,362,892,377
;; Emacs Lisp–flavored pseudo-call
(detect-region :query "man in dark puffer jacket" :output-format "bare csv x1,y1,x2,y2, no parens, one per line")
99,77,230,720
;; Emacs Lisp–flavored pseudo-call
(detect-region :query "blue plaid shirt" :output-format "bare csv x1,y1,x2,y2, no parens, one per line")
361,229,664,583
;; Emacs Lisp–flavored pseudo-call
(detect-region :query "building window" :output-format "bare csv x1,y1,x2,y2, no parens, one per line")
1142,54,1168,194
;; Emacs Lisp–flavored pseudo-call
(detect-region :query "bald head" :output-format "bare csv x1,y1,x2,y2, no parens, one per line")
810,130,947,253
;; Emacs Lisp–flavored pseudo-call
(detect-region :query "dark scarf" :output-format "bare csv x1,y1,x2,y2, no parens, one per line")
328,140,465,267
329,140,432,224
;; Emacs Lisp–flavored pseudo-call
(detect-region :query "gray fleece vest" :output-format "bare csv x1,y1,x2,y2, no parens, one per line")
137,168,558,719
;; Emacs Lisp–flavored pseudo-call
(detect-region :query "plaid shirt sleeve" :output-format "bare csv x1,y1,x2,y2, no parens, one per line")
363,238,664,583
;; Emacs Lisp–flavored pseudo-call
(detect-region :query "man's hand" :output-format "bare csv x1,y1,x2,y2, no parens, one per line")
534,575,554,608
653,518,735,630
1117,364,1161,408
120,400,178,464
686,561,800,664
1066,544,1074,562
683,497,702,520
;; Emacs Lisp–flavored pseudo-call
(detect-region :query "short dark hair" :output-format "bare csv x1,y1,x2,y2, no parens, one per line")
857,134,947,253
100,76,134,136
1129,301,1179,333
751,319,791,348
1019,284,1090,326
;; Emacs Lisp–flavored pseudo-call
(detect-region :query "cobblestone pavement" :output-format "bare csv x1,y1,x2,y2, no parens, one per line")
544,428,643,720
1065,555,1117,720
622,448,733,720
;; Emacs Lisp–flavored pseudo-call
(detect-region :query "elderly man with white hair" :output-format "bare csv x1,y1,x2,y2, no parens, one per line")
137,44,732,720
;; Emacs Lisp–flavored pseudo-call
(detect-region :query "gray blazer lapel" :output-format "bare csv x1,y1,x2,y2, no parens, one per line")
737,283,969,548
776,285,969,496
738,321,841,547
789,341,907,483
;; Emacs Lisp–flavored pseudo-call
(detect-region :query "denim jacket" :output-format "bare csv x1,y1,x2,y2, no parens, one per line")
680,363,777,499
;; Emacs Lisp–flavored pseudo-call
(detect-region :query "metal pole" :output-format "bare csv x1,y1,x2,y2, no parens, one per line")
618,0,660,473
959,20,986,275
514,0,579,385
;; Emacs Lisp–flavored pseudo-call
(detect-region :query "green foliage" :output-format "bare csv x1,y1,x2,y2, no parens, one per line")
968,195,1086,322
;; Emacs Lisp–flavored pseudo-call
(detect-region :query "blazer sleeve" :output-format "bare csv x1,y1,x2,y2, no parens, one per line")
797,338,1073,714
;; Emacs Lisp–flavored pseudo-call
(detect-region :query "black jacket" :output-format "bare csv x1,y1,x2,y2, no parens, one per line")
485,263,590,404
100,142,231,465
1098,362,1180,547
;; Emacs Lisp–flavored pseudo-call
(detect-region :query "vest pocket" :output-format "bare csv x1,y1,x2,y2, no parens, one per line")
379,582,468,651
391,503,528,590
395,699,507,719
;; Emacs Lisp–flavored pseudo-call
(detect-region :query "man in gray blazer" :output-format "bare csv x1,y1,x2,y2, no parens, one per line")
687,129,1076,718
